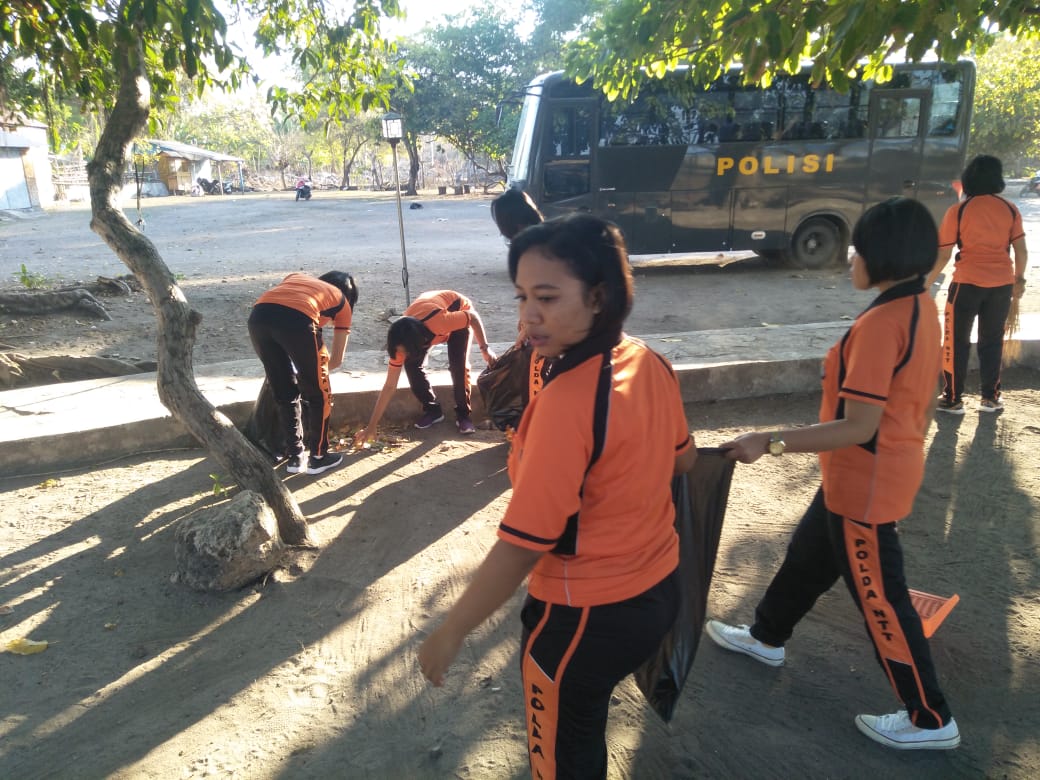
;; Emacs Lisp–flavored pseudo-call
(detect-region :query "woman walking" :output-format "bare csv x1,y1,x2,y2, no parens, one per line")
418,216,697,779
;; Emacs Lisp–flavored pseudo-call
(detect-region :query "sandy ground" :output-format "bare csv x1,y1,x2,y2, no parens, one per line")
1,191,1039,779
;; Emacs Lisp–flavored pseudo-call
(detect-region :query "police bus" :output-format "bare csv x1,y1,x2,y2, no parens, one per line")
507,61,975,268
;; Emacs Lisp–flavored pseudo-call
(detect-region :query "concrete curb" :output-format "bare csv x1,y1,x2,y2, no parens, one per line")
2,317,1037,478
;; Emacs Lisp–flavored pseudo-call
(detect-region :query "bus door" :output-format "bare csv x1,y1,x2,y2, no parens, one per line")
866,88,930,205
596,160,679,254
539,100,597,214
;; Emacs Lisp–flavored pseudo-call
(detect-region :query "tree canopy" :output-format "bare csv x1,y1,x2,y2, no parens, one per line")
969,35,1040,174
564,1,1040,98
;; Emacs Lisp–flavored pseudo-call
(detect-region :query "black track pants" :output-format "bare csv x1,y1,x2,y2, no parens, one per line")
942,281,1012,402
519,571,679,780
751,487,953,728
403,327,472,419
248,303,331,457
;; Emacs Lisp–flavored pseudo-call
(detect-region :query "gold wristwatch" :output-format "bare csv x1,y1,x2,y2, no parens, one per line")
768,432,786,456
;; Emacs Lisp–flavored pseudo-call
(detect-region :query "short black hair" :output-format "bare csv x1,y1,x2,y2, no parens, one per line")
318,271,359,311
507,214,634,342
852,197,937,284
386,316,430,360
960,154,1005,196
491,188,544,240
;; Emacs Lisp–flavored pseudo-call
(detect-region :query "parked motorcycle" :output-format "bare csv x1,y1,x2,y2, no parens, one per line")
1019,175,1040,198
295,178,313,201
196,177,224,195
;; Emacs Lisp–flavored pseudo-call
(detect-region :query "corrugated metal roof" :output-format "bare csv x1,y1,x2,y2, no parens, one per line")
143,139,244,163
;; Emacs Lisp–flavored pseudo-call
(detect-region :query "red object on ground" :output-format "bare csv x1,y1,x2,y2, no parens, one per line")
909,589,960,638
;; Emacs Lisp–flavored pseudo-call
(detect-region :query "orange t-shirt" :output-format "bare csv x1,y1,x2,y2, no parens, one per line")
499,336,692,606
818,281,941,524
938,195,1024,287
255,273,353,331
388,290,473,367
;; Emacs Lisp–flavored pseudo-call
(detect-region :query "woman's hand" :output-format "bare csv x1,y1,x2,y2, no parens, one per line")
1014,277,1027,300
480,344,497,365
721,432,770,463
352,428,372,449
418,625,465,687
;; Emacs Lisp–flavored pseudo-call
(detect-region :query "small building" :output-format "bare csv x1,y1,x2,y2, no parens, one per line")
144,139,245,194
0,117,55,209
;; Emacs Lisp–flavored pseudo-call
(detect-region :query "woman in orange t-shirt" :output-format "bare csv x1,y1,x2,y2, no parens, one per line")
708,199,959,752
418,216,696,779
927,154,1028,413
248,271,357,475
353,290,496,443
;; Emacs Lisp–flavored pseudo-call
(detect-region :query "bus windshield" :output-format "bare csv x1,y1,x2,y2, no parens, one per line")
507,62,975,269
509,81,544,187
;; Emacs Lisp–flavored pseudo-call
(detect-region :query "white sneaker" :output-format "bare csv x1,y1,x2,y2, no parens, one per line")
979,397,1004,413
704,619,785,667
855,710,960,750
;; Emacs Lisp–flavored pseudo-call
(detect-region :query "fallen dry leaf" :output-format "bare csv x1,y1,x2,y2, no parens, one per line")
4,637,49,655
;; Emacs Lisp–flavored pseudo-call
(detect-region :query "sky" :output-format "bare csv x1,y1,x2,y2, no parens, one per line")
387,0,481,36
225,0,487,85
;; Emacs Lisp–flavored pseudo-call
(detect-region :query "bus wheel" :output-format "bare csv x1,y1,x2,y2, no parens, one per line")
789,218,844,270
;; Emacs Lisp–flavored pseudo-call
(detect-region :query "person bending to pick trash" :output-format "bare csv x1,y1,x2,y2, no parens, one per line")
248,271,358,475
706,197,960,751
418,216,697,778
354,290,496,445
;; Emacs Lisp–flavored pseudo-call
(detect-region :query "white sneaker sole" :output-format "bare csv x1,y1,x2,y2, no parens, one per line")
305,456,343,475
855,715,961,750
414,415,445,429
704,620,785,667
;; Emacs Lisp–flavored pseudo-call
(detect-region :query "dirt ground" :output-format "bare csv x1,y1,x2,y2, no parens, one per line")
1,191,1039,779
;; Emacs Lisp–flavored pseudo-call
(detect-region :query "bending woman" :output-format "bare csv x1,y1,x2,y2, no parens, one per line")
248,271,357,475
354,290,496,443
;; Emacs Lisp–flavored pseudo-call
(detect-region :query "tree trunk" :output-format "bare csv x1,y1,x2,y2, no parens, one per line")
404,133,420,196
0,288,112,320
86,31,314,547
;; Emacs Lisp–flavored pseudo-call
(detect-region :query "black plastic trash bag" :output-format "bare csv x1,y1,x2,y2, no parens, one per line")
242,378,286,461
633,448,735,722
477,342,534,431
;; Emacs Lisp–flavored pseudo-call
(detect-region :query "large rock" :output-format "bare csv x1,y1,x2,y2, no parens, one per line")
174,490,285,591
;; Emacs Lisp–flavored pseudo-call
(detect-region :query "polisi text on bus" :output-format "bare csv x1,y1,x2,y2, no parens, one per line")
716,153,836,177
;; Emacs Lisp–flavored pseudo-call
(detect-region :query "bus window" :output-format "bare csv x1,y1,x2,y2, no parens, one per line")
692,92,730,145
875,96,923,138
814,88,853,139
544,103,594,202
929,80,963,136
549,106,592,158
601,87,688,146
733,85,778,141
780,79,810,139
